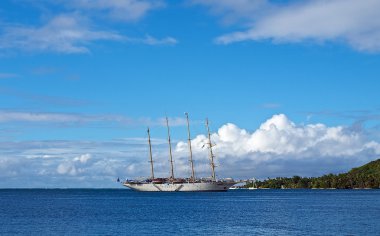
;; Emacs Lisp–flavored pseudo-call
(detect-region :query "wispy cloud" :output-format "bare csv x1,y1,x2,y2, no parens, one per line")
0,10,176,54
0,14,124,54
305,109,380,124
62,0,165,22
191,0,268,24
140,35,178,45
194,0,380,52
0,110,187,127
0,128,20,140
0,73,19,79
261,103,281,109
0,87,88,106
30,66,59,75
0,111,97,123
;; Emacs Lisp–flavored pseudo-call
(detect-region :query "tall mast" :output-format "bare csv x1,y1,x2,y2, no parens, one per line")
206,118,216,182
185,113,196,181
147,127,154,180
166,117,175,180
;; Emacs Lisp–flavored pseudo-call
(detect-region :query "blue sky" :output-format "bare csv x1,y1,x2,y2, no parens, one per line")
1,0,380,187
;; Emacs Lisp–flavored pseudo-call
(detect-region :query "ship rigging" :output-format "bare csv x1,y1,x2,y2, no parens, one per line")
123,113,236,191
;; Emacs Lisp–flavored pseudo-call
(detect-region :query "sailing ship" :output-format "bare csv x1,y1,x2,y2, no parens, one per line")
123,113,236,192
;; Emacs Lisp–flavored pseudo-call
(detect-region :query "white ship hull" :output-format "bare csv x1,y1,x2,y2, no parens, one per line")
123,181,236,192
123,116,236,192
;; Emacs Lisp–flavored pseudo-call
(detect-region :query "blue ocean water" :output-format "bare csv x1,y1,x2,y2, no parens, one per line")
0,189,379,235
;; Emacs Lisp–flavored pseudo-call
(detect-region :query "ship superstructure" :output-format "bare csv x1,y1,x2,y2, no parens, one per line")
123,114,236,192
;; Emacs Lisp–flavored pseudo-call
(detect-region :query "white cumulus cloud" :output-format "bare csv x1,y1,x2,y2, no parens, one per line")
178,114,378,157
57,154,92,176
176,114,380,178
73,153,91,163
0,114,379,187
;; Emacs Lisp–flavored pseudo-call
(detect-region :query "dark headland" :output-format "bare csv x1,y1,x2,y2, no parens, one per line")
245,159,380,189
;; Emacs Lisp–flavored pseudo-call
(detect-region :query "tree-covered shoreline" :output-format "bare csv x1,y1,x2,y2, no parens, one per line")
245,159,380,189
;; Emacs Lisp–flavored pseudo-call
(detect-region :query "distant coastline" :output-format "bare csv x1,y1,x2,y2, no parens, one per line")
244,159,380,189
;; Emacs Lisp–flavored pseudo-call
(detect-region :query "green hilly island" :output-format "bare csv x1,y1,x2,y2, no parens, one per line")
246,159,380,189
